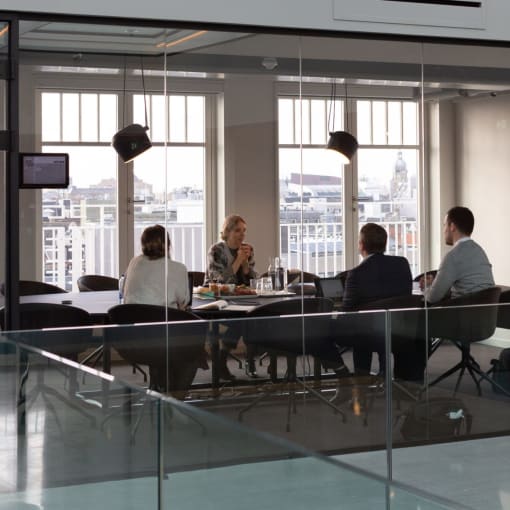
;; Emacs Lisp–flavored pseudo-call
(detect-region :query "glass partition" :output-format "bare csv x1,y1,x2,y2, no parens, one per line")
0,20,8,332
4,14,510,510
386,302,510,510
0,331,465,510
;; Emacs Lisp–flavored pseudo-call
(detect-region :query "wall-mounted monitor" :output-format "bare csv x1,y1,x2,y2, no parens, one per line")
19,153,69,189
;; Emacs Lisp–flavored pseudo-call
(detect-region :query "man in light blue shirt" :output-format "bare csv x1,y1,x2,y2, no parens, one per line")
425,206,494,304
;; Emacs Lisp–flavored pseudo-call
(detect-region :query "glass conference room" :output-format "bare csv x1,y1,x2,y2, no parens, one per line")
0,13,510,510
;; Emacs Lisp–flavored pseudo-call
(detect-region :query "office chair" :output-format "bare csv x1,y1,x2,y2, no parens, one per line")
0,280,67,296
496,287,510,329
77,274,119,292
337,294,425,420
426,287,503,395
188,271,206,287
259,269,318,295
239,297,346,430
0,302,96,428
107,304,208,398
484,289,510,394
76,274,149,382
286,269,319,295
413,270,438,283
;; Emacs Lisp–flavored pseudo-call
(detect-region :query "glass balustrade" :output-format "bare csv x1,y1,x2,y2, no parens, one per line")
0,321,480,510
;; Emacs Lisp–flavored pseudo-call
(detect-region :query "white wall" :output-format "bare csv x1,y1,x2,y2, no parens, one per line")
427,101,456,270
3,0,510,42
456,95,510,285
222,74,278,271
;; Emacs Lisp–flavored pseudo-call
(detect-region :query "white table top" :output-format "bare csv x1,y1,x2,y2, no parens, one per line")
0,290,120,316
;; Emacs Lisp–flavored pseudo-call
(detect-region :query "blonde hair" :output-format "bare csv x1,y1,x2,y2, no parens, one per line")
221,214,246,241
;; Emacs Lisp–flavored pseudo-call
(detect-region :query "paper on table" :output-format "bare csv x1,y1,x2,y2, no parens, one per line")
193,299,229,310
193,300,256,312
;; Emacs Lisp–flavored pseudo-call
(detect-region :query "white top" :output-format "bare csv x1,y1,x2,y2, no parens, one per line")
123,255,189,309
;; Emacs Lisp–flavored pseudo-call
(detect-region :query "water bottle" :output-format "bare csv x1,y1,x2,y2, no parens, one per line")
278,257,287,291
118,274,125,303
267,257,276,290
273,257,282,291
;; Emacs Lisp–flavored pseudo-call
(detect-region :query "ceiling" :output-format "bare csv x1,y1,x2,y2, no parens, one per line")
19,21,250,55
12,21,510,97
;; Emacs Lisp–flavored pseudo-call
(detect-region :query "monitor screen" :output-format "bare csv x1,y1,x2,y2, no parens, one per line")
317,277,344,302
19,153,69,189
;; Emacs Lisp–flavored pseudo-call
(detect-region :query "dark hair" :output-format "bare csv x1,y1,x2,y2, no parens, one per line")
221,214,247,241
360,223,387,254
446,206,474,236
141,224,170,259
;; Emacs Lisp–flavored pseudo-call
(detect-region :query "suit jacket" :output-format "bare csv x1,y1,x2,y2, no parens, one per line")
341,253,412,311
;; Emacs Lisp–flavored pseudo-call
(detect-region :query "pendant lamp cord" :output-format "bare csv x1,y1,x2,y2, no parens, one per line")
328,80,336,133
122,56,127,128
141,56,149,129
344,80,349,131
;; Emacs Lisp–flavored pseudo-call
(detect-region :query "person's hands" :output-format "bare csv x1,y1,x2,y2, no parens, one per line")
240,243,253,259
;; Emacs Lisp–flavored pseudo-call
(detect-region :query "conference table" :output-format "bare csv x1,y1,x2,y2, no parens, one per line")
0,289,300,388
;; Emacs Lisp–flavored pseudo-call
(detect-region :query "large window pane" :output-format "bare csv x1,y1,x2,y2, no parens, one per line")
372,101,387,145
186,96,205,143
278,98,294,144
99,94,117,142
357,147,419,274
279,145,343,276
81,94,98,142
133,146,205,271
62,93,80,141
42,145,118,290
41,93,60,142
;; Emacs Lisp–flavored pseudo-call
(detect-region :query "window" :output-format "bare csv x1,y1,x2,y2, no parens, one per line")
132,93,206,270
278,95,420,276
278,97,345,276
356,99,420,275
41,91,118,290
40,89,209,289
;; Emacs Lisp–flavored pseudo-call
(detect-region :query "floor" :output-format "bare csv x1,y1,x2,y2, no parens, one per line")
0,341,509,509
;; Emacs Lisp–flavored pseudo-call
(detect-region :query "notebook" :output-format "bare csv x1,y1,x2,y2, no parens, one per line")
316,277,344,304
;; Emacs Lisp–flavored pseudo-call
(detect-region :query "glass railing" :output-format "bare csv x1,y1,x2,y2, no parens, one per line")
0,329,470,510
388,300,510,510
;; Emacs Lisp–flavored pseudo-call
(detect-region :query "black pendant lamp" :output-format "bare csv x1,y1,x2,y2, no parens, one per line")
112,57,152,163
326,80,358,164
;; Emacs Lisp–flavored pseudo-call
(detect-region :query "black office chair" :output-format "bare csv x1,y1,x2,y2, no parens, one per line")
188,271,206,287
240,297,346,430
496,288,510,329
107,304,208,399
286,269,319,295
427,287,503,395
77,274,119,292
483,288,510,395
0,280,67,296
0,302,95,427
413,270,438,283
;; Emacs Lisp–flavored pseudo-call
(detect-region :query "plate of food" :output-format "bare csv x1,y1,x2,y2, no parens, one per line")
194,284,257,297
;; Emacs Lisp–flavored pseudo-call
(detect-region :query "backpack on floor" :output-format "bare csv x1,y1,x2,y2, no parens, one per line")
490,348,510,394
398,397,472,441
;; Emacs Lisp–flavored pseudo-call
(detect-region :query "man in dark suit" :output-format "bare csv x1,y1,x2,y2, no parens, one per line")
342,223,412,311
338,223,415,378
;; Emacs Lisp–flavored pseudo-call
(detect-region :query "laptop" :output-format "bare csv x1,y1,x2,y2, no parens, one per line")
316,276,344,306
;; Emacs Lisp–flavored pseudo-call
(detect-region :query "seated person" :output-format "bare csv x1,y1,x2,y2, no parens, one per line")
205,214,257,380
124,224,189,308
335,223,419,380
122,225,206,397
424,206,494,304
